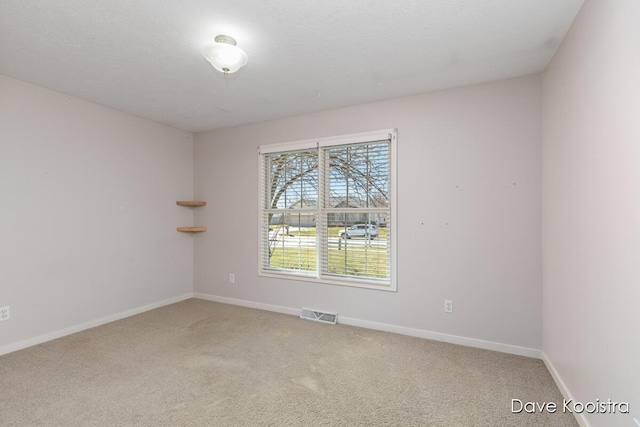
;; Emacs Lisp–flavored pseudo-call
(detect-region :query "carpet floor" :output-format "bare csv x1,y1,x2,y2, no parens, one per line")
0,298,578,426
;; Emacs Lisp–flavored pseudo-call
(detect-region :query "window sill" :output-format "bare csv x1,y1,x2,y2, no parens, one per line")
258,270,397,292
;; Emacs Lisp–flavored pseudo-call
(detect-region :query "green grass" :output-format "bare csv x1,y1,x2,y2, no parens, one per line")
327,245,388,278
269,247,317,271
268,243,389,279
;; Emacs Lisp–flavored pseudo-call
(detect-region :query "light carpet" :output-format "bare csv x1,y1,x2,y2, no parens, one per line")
0,299,578,426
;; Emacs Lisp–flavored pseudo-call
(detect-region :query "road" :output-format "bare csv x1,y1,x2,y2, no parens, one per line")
269,233,385,249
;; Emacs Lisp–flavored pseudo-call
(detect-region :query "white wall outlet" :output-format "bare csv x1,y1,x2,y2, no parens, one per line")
444,300,453,313
0,306,10,321
229,273,235,284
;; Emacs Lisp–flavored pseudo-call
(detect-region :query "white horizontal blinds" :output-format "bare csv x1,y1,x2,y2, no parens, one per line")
321,214,391,283
259,129,395,289
326,141,389,209
319,140,391,283
265,213,318,274
260,148,319,275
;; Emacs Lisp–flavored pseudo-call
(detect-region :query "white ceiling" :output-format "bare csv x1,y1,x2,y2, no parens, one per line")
0,0,584,132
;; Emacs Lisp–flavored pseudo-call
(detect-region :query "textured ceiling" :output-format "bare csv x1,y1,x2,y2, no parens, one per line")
0,0,584,132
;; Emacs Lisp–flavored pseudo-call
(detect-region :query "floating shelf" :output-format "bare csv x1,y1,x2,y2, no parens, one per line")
177,201,206,232
177,201,206,207
177,227,206,233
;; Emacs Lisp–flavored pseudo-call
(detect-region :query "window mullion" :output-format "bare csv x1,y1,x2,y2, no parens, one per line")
317,144,324,279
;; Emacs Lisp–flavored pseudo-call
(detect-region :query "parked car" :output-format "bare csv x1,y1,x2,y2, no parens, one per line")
339,224,378,239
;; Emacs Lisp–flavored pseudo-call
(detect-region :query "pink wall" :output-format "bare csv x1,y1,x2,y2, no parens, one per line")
542,1,640,426
194,75,543,353
0,75,195,352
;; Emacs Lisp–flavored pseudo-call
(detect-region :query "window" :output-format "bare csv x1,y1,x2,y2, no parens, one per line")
258,129,397,291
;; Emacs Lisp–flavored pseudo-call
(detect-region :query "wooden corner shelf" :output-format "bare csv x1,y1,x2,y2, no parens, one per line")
177,201,206,207
177,200,206,232
177,227,206,233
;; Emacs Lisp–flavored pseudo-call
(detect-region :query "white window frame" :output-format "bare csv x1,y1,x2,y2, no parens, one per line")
257,129,397,291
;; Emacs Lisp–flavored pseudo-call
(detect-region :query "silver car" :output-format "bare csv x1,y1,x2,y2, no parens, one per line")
339,224,378,239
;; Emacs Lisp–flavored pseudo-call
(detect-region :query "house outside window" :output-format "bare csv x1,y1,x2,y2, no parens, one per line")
258,129,397,291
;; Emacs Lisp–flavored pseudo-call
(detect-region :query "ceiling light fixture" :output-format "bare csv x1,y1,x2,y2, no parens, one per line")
203,35,248,74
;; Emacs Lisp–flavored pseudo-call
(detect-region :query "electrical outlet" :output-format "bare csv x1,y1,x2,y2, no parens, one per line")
444,300,453,314
229,273,235,284
0,306,9,321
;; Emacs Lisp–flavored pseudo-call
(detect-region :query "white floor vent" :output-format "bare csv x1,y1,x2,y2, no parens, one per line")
300,308,338,324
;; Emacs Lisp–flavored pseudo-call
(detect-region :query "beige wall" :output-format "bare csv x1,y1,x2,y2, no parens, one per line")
542,0,640,426
194,75,543,353
0,75,194,352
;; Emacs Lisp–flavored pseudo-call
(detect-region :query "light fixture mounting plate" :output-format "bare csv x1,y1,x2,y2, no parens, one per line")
214,35,237,46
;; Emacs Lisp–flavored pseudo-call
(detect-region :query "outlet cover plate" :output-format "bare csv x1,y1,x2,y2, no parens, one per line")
0,306,9,321
444,300,453,313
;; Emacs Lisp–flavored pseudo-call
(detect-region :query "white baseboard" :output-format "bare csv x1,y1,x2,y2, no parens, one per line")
541,351,590,427
339,315,541,358
194,293,300,316
0,293,194,356
193,292,541,359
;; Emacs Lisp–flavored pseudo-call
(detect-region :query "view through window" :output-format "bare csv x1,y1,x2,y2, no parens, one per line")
259,130,396,290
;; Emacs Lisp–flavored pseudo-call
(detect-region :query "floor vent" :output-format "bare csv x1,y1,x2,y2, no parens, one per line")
300,308,338,324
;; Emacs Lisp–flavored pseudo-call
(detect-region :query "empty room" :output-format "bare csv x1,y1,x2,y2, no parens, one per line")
0,0,638,426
